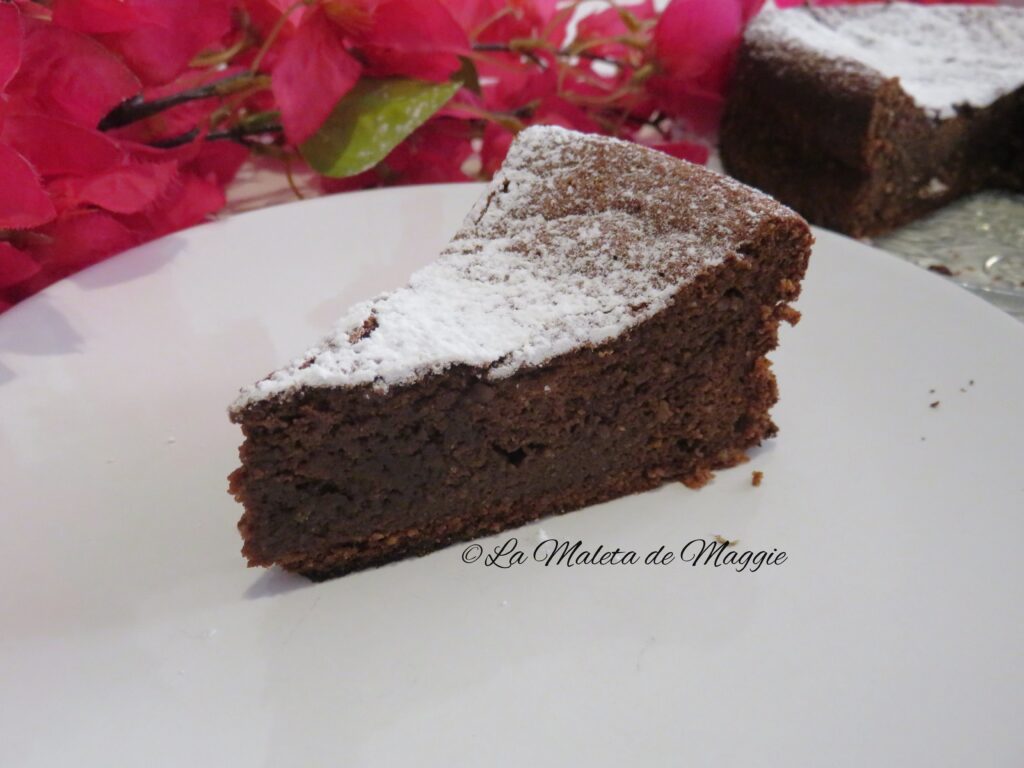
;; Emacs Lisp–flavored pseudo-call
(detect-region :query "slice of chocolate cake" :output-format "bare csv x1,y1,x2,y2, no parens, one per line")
720,4,1024,238
228,126,812,580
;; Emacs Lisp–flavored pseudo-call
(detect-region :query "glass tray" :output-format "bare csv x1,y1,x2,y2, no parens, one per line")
875,191,1024,322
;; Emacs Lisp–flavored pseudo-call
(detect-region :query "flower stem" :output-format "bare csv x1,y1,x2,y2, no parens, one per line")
250,0,312,72
472,42,624,69
98,72,267,131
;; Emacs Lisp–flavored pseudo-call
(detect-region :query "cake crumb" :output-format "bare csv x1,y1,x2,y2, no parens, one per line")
714,534,738,548
929,400,940,409
927,264,954,276
778,305,802,326
682,467,714,489
751,470,764,487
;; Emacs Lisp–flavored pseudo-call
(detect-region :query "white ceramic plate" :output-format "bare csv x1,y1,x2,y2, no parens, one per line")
3,184,1023,767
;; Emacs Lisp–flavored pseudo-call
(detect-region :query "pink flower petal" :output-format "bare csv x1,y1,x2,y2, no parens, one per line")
0,242,41,289
272,8,362,144
366,0,468,53
62,161,179,214
576,2,656,59
362,48,462,82
481,122,514,177
647,140,710,165
654,0,742,88
100,0,234,86
187,142,249,187
52,0,153,35
740,0,767,22
1,114,123,176
0,3,22,91
0,144,56,230
128,173,225,237
382,118,472,184
38,210,137,269
9,18,141,127
441,0,558,43
358,0,467,81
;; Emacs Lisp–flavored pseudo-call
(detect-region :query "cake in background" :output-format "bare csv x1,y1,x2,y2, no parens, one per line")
720,3,1024,237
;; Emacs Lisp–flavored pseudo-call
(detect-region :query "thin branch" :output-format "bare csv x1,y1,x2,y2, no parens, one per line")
98,72,266,131
146,116,282,149
149,128,201,149
283,154,306,200
472,42,625,68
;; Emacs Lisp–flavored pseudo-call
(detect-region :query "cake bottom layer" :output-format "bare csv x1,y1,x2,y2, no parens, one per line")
254,433,761,582
229,226,809,580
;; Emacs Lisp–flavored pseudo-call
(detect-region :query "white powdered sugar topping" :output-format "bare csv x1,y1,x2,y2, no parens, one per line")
747,4,1024,118
232,126,788,409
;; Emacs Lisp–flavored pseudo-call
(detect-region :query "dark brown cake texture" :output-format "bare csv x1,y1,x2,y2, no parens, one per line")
720,4,1024,238
228,126,812,581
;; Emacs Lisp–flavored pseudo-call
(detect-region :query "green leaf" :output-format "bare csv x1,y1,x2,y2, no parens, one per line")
300,78,461,178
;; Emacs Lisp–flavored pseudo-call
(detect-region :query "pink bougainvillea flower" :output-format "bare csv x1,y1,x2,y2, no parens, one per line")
480,122,515,178
646,0,749,133
0,242,42,290
0,144,57,230
51,0,153,35
0,114,123,176
356,0,469,81
654,0,743,89
380,118,473,184
530,97,602,134
319,167,379,195
480,49,558,112
94,0,234,86
35,210,137,270
657,87,727,136
443,0,560,43
272,7,362,144
0,3,22,90
322,0,378,36
125,173,225,237
119,137,203,168
55,161,179,215
7,18,141,127
646,139,711,165
187,142,250,188
739,0,768,22
575,1,656,60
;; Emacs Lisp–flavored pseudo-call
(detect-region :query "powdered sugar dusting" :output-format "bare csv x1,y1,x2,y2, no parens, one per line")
747,4,1024,119
232,127,791,410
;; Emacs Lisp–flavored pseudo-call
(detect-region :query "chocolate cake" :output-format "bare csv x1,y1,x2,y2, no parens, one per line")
720,4,1024,238
228,126,812,580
